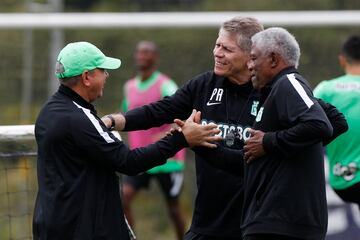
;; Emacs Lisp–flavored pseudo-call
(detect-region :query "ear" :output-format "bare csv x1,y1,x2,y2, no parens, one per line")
269,52,278,68
81,70,91,87
338,54,347,70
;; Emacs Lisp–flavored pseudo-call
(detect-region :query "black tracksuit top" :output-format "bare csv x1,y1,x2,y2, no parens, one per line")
33,85,188,240
242,67,333,239
124,71,260,237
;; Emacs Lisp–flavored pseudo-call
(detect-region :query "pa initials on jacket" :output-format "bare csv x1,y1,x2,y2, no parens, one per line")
207,88,224,106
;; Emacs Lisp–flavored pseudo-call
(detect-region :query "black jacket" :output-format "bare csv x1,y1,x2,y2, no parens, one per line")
242,67,332,239
33,85,188,240
124,71,259,237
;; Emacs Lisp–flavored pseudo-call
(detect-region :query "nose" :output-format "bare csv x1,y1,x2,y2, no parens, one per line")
247,60,254,71
213,46,223,58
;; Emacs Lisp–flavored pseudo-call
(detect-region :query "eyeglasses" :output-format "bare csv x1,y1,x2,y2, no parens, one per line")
98,68,109,76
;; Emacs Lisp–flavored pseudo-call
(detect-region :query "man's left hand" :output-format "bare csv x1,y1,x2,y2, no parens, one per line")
174,109,222,148
244,129,266,163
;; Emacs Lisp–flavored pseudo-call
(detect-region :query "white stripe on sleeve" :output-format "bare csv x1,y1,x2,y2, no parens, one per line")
286,74,314,108
73,101,115,143
170,172,184,197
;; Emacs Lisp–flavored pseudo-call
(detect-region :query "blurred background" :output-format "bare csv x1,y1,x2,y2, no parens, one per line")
1,0,360,239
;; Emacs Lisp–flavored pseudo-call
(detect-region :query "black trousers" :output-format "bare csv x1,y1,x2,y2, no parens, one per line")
334,181,360,210
244,233,310,240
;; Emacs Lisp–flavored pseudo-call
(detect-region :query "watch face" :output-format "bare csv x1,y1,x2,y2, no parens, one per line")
224,129,243,149
225,131,235,147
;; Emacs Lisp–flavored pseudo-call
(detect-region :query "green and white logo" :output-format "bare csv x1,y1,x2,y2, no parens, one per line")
251,101,259,116
255,107,263,122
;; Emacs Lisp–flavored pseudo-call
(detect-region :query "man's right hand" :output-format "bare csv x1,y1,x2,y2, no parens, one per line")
174,109,222,148
101,113,126,131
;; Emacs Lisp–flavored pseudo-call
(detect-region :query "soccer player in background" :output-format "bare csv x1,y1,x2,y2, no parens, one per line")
314,35,360,211
121,41,186,240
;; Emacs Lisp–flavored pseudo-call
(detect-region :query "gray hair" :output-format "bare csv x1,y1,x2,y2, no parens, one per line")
221,16,264,52
251,27,301,68
58,68,98,87
59,75,81,87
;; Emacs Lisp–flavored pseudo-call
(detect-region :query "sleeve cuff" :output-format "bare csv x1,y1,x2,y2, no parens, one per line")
263,132,276,154
123,112,137,131
167,131,189,149
155,131,189,159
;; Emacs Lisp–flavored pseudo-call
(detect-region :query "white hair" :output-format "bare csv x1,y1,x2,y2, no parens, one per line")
251,27,300,68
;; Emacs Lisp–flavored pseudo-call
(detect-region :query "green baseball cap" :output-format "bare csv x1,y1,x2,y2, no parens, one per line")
55,41,121,79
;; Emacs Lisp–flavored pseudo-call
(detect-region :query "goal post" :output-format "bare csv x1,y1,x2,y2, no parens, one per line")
0,125,35,140
0,125,121,141
0,11,360,29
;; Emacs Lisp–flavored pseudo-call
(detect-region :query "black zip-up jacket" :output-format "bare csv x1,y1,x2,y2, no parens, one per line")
124,71,259,237
242,67,332,239
33,85,188,240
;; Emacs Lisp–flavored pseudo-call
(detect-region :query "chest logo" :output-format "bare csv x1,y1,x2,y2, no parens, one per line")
255,107,264,122
207,88,224,106
250,101,259,116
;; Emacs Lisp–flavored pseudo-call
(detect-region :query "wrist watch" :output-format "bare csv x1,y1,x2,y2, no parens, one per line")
106,115,116,131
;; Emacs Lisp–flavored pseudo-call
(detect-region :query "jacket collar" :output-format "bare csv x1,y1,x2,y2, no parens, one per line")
261,67,298,94
58,84,96,113
223,76,254,96
259,66,298,106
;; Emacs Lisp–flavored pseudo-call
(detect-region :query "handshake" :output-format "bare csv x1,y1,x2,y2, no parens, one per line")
170,110,266,162
168,109,222,148
102,109,266,160
102,109,223,149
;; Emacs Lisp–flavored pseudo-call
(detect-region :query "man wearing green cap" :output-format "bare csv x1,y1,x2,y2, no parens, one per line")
33,41,221,240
